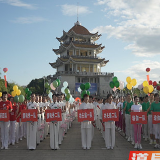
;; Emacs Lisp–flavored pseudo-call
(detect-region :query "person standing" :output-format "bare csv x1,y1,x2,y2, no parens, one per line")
0,91,12,149
100,94,116,149
131,96,143,149
123,94,133,142
79,94,95,150
49,94,60,150
9,97,18,145
27,93,39,150
150,93,160,148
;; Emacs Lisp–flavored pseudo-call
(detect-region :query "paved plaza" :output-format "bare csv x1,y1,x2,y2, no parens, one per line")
0,119,156,160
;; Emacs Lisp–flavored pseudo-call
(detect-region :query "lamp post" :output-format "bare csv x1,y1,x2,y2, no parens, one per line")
43,76,45,94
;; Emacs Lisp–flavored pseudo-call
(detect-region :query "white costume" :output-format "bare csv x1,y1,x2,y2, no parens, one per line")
27,102,38,150
100,103,116,149
79,102,94,149
49,102,59,149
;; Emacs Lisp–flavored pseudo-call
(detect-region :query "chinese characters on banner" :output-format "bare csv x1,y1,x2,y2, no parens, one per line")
129,151,160,160
102,109,119,122
152,112,160,124
131,112,147,124
45,109,62,122
21,109,38,122
0,110,9,122
77,109,94,122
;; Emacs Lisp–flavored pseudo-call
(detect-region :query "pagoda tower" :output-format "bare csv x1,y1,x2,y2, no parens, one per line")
48,21,114,97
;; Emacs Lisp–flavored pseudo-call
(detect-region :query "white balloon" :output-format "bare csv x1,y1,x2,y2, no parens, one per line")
61,87,65,93
63,81,68,88
138,84,143,90
48,92,53,100
78,87,82,92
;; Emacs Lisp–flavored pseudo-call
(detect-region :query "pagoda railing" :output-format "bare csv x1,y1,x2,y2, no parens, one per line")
54,71,114,76
60,55,100,59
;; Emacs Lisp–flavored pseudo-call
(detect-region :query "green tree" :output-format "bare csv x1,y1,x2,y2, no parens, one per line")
27,78,47,95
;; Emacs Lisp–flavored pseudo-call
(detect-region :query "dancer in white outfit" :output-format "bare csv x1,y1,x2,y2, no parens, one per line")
100,94,116,149
79,94,95,150
49,94,60,150
27,93,40,150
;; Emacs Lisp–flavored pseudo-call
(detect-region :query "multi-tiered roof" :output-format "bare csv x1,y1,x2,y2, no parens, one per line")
50,21,109,70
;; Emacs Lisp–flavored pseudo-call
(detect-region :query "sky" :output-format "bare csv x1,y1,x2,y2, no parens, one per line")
0,0,160,86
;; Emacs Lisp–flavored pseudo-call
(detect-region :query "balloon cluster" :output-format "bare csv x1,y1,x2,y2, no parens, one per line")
11,85,25,103
61,81,74,103
126,77,137,90
45,79,61,94
109,77,120,89
25,88,32,100
149,80,160,91
142,81,154,94
79,82,91,98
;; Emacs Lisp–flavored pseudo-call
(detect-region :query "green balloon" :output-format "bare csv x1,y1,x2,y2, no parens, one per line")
115,81,120,88
52,81,58,88
65,88,69,94
56,79,61,87
46,89,50,94
87,90,90,95
82,90,87,96
85,82,91,90
25,88,29,94
14,96,19,103
27,90,32,96
80,84,85,91
26,96,31,100
81,92,84,98
45,82,50,88
112,77,118,83
109,81,115,89
66,93,70,99
19,95,25,103
65,96,69,101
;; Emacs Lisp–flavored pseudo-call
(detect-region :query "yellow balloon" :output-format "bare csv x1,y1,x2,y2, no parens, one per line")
143,81,149,87
127,83,132,90
16,89,21,96
13,85,18,91
148,85,154,93
11,91,16,97
126,77,131,83
143,86,149,94
0,92,2,97
131,79,137,87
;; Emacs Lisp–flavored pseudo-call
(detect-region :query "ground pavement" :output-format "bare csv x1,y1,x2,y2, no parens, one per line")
0,120,156,160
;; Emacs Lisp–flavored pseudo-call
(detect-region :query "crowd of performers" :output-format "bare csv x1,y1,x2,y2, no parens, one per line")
0,92,76,150
0,91,160,150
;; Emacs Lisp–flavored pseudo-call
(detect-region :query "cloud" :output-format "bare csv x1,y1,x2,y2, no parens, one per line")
0,0,37,9
116,60,160,84
61,4,91,16
92,0,160,57
11,17,47,24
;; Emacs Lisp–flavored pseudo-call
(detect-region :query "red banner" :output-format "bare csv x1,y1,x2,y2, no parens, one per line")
0,110,9,122
21,109,38,122
131,112,147,124
129,151,160,160
77,109,94,122
45,109,62,122
152,112,160,124
102,109,119,122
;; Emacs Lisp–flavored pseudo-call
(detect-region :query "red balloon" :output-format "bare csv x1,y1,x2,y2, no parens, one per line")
3,68,8,73
149,80,153,85
157,86,160,91
146,68,150,72
153,81,157,87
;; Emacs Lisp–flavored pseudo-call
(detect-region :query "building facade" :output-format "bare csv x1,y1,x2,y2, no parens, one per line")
47,21,114,97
